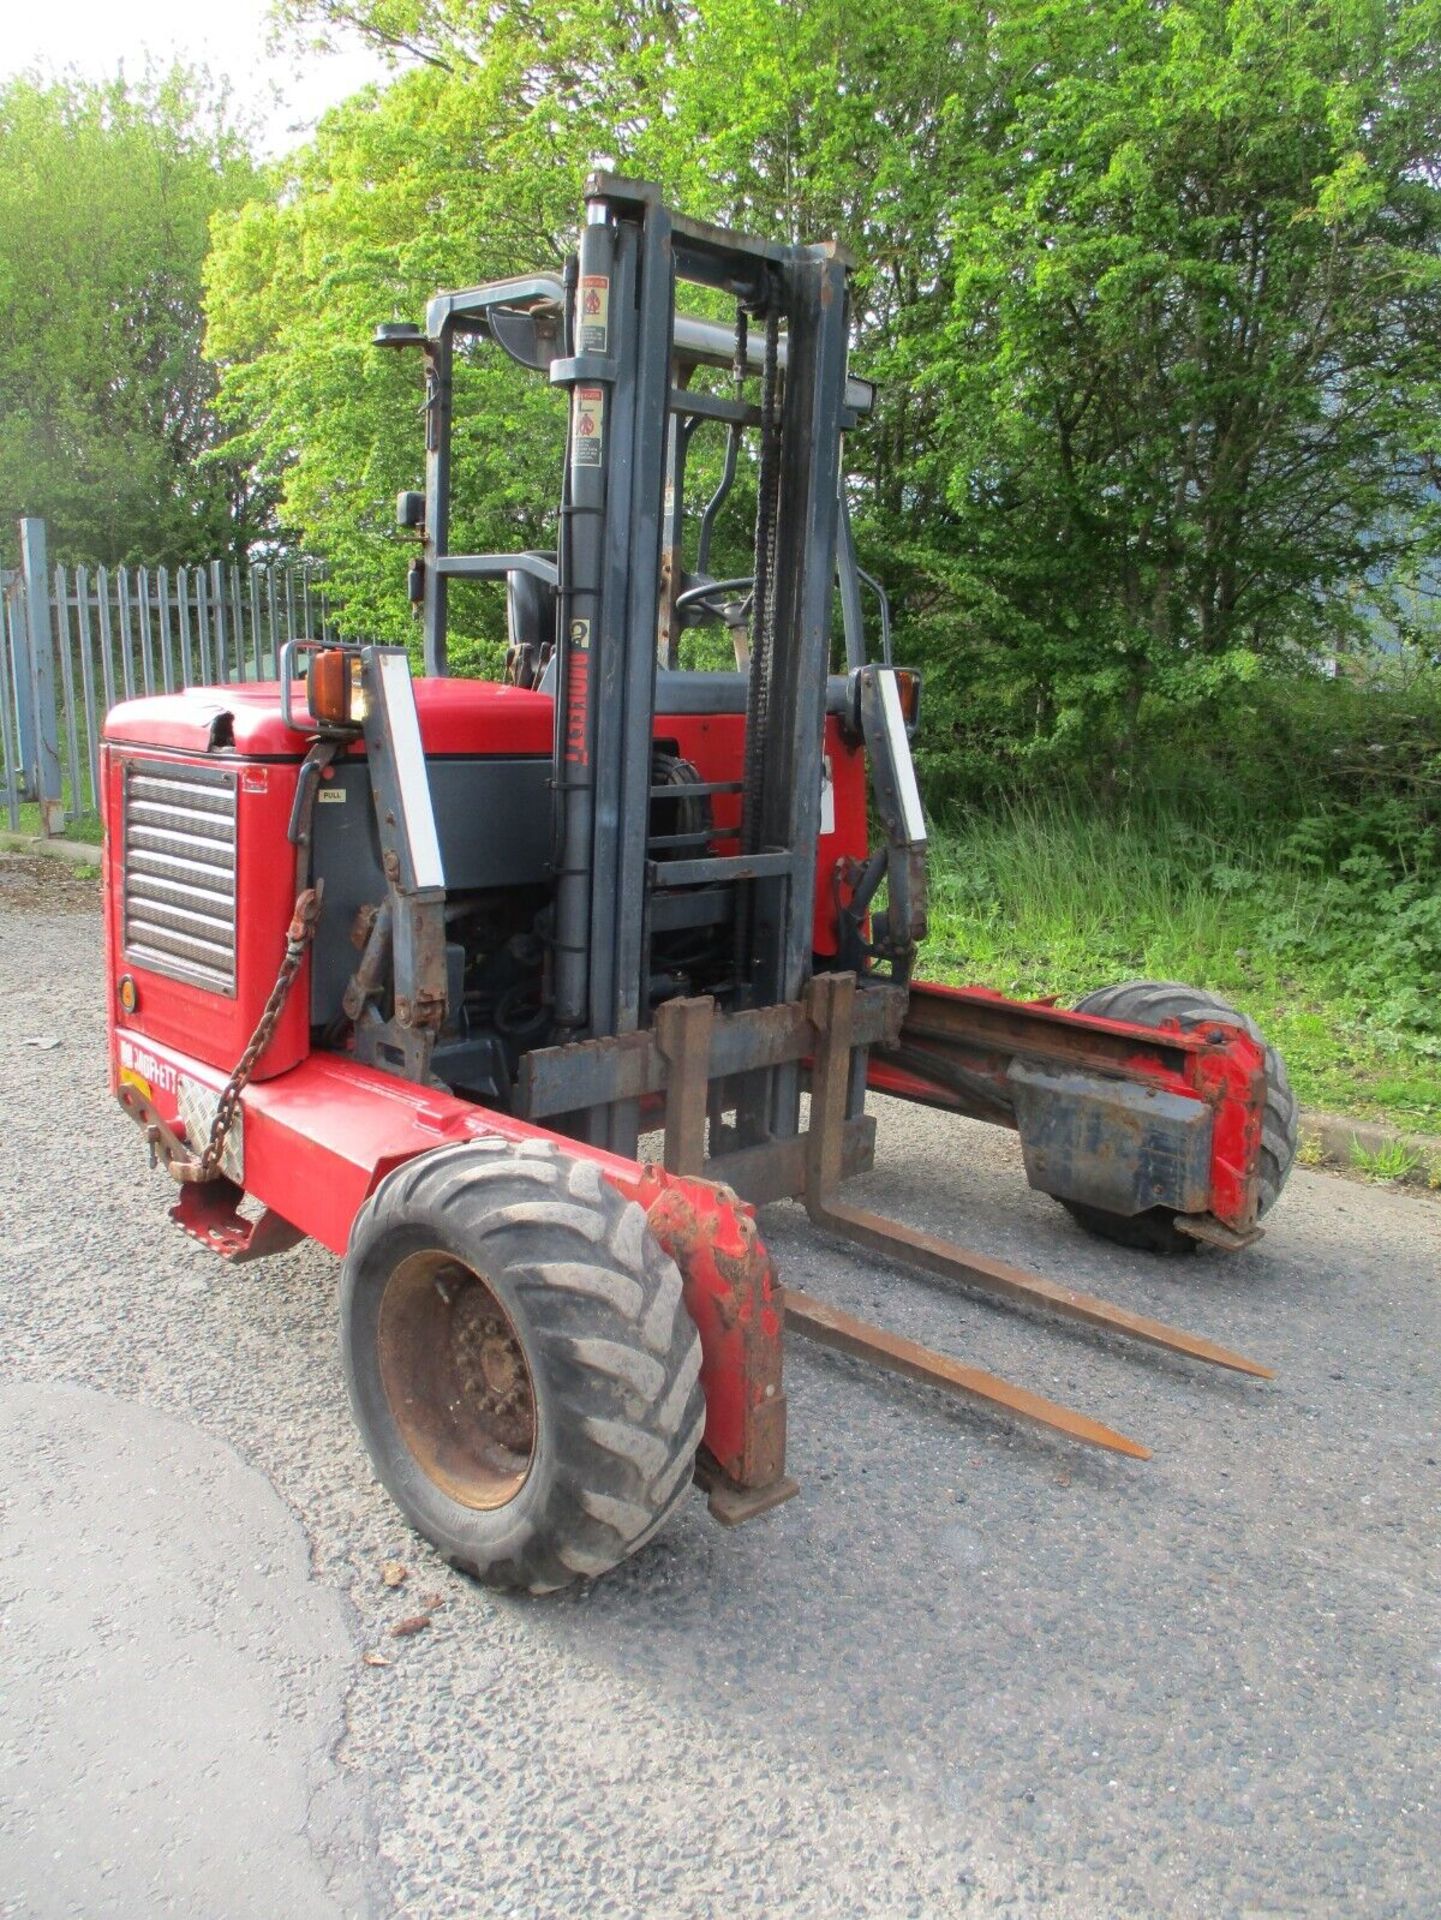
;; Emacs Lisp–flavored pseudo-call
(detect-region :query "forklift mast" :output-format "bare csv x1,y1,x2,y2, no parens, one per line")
390,173,886,1162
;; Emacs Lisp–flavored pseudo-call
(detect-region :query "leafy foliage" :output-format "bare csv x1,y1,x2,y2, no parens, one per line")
211,1,1441,721
0,70,264,567
923,0,1441,768
211,0,971,644
926,660,1441,1129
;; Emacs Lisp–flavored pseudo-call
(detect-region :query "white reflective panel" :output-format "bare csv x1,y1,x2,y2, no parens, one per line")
376,651,445,890
878,669,927,848
820,754,836,837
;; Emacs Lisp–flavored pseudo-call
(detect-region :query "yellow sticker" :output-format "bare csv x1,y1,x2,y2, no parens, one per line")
118,1065,153,1104
572,386,605,467
579,275,610,353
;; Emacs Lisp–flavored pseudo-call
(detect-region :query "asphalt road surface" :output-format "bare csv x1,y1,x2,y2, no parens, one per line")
2,858,1438,1919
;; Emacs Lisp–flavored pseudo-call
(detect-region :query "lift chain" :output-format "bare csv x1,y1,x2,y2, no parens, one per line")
194,886,323,1182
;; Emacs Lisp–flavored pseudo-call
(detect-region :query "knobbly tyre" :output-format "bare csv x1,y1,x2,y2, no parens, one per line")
102,178,1295,1592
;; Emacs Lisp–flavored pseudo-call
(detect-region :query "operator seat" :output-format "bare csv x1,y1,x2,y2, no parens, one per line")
506,554,559,688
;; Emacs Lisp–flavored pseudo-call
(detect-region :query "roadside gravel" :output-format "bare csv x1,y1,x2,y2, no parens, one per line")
2,873,1437,1919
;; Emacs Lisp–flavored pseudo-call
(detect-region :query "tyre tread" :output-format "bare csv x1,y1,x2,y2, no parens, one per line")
1062,979,1299,1256
341,1143,706,1592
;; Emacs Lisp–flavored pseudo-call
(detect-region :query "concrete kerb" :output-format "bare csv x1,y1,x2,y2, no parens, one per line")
0,830,101,866
1298,1108,1441,1190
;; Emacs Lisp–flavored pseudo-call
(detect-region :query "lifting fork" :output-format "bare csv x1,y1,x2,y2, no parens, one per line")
792,972,1273,1459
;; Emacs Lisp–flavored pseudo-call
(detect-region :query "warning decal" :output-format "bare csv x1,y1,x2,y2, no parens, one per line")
579,275,610,352
572,386,605,467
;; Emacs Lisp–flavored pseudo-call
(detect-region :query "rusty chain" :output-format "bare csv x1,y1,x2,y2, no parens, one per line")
194,886,323,1181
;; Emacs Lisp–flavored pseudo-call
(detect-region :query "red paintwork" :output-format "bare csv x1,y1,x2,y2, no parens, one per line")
870,979,1267,1230
620,1168,786,1487
1181,1032,1267,1226
103,678,557,759
107,1026,782,1486
101,742,311,1081
658,710,865,955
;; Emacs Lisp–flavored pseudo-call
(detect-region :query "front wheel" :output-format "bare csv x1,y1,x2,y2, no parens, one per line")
340,1137,705,1592
1061,980,1299,1256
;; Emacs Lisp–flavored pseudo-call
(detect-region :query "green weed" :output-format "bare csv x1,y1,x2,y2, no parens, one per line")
10,796,104,846
1296,1131,1327,1169
1348,1138,1424,1182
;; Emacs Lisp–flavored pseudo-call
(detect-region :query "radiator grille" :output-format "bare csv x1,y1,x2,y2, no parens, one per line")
122,761,238,996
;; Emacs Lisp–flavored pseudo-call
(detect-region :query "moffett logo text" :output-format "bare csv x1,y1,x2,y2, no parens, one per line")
118,1035,176,1095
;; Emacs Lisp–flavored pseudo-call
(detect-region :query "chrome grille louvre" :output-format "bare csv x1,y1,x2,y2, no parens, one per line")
122,761,238,995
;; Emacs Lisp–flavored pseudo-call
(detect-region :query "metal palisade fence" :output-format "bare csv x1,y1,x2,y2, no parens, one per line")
1,518,338,836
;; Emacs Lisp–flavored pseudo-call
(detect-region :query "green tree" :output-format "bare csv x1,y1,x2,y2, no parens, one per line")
0,69,264,568
204,36,640,644
210,0,969,645
924,0,1441,787
211,0,1441,748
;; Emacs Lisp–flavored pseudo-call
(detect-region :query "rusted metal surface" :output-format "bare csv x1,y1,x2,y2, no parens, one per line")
900,981,1200,1076
168,1177,305,1265
653,994,713,1175
705,1114,875,1208
804,972,1274,1381
117,1079,192,1177
805,1197,1273,1378
1007,1061,1214,1219
611,1163,788,1497
376,1248,536,1511
803,973,871,1202
783,1289,1150,1460
341,899,393,1022
693,1455,798,1524
517,986,903,1119
1175,1213,1265,1252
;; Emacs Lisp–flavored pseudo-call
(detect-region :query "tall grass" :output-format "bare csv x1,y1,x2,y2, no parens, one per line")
923,787,1441,1130
928,791,1296,995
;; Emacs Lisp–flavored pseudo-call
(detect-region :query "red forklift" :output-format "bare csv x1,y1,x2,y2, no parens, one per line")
102,178,1296,1590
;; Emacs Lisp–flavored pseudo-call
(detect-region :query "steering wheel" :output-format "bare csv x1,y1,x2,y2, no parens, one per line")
673,576,755,624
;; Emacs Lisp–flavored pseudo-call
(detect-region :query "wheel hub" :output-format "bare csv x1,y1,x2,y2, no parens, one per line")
377,1250,537,1510
450,1287,534,1456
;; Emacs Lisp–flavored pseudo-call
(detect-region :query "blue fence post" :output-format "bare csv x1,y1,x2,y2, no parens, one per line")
18,518,64,836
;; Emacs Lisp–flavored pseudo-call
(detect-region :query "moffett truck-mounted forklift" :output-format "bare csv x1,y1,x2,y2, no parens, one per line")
103,178,1297,1591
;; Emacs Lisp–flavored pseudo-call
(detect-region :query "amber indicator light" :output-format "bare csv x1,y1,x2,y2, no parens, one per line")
308,649,351,727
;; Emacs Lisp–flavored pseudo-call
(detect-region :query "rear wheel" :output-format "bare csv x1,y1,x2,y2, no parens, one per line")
340,1137,705,1592
1060,980,1299,1257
